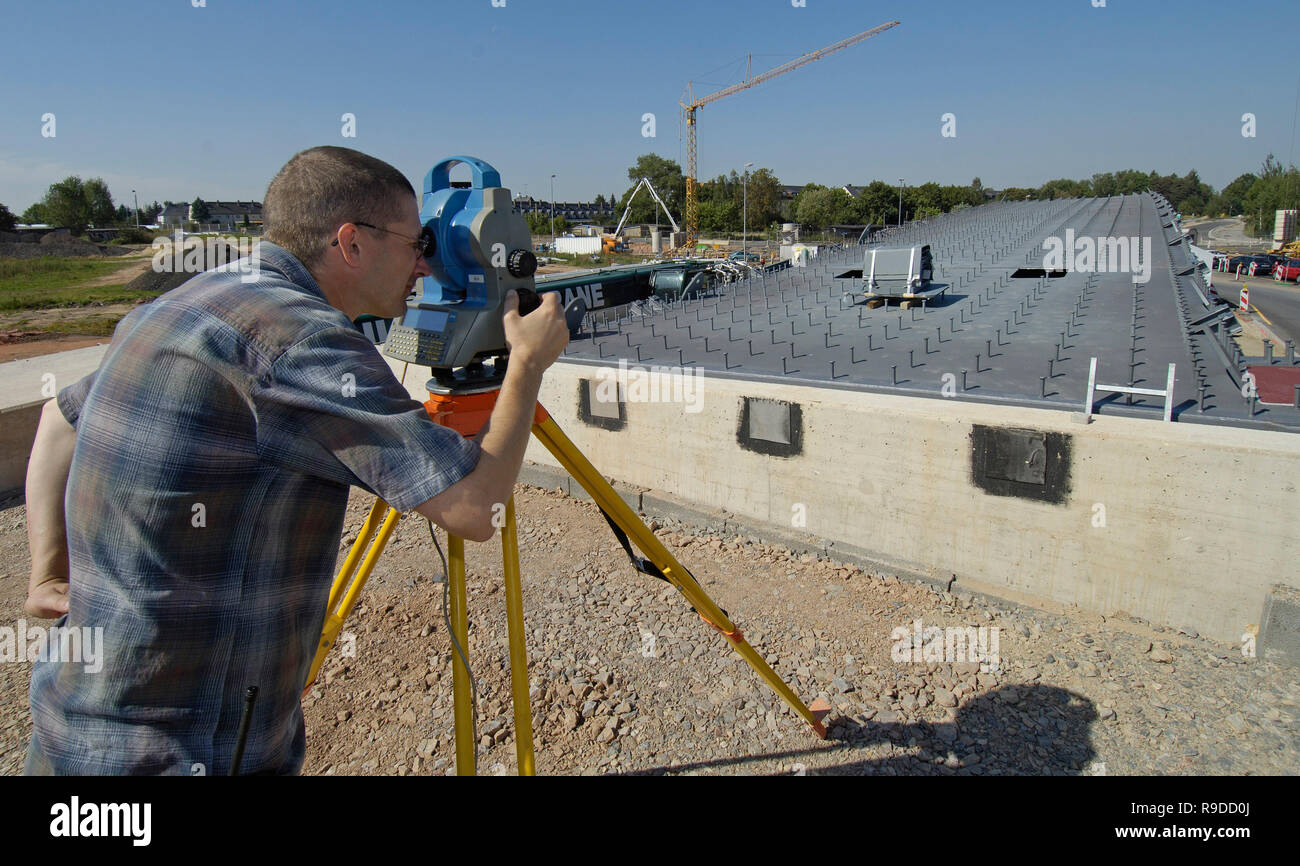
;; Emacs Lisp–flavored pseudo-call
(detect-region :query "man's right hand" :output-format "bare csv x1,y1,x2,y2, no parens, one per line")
503,290,568,373
25,576,69,619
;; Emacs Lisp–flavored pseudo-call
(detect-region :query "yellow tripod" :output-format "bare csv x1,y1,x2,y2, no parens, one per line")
305,389,829,775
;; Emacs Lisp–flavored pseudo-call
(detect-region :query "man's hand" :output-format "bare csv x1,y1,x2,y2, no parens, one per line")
412,290,569,542
502,289,569,373
25,576,69,619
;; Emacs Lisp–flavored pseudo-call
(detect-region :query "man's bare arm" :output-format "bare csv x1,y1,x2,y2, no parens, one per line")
413,290,569,541
25,399,76,618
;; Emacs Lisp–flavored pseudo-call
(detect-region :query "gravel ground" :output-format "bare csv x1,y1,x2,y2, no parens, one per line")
1,484,1296,776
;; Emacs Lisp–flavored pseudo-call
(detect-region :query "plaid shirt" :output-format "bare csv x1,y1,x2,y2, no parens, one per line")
30,242,480,775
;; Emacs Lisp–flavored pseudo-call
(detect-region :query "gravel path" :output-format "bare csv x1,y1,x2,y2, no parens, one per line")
1,485,1295,776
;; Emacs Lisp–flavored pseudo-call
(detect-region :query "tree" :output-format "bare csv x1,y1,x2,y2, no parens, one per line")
525,212,568,237
618,154,685,225
792,184,834,230
743,168,783,230
84,178,114,225
36,176,116,235
21,203,48,224
1240,154,1300,237
593,193,605,208
191,197,211,223
0,203,15,231
697,198,739,234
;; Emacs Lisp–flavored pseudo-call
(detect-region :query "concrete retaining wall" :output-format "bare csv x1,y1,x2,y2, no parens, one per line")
0,400,45,499
3,346,1293,646
386,357,1300,645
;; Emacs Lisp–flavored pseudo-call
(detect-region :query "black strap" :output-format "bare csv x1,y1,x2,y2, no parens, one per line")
593,504,729,620
597,507,668,583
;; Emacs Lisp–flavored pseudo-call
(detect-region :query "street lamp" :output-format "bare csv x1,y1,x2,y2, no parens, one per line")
132,189,139,227
743,162,753,256
550,173,557,251
898,178,904,227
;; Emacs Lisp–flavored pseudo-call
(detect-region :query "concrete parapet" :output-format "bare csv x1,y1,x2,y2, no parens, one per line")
393,357,1297,648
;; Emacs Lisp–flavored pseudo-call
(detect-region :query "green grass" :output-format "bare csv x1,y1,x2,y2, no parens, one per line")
39,315,124,336
0,257,159,311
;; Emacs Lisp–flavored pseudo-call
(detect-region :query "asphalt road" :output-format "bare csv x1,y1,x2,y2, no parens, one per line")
1190,217,1270,251
1211,270,1300,346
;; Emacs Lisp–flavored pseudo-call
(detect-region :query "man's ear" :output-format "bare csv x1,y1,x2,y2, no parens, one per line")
333,224,364,268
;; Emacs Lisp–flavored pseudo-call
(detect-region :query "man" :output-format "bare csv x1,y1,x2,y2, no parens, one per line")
23,146,569,774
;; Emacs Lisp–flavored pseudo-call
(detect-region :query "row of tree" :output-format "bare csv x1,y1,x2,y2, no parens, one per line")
604,154,1300,238
3,176,174,235
997,158,1300,238
0,177,239,236
7,157,1299,240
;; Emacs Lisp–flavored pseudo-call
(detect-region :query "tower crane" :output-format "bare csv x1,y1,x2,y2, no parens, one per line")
678,20,900,251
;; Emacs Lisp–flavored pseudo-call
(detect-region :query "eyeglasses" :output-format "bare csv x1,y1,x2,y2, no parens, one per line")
333,221,436,258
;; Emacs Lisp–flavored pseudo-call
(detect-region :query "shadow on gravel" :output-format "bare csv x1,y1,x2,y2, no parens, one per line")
619,685,1098,776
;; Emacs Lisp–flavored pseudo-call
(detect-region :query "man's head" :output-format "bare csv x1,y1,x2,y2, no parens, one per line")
263,146,431,319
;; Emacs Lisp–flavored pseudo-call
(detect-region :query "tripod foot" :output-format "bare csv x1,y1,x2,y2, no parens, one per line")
809,698,832,738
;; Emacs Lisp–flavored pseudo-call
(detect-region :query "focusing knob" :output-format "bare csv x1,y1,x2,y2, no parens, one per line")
507,249,538,278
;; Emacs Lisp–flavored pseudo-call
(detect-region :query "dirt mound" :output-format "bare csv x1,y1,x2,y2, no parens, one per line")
0,242,132,259
125,268,195,293
123,240,247,293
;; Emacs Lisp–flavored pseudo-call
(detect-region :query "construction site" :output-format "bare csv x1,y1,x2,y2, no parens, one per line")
1,7,1297,790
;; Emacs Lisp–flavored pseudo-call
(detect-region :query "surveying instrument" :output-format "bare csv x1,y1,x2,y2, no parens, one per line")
304,157,829,775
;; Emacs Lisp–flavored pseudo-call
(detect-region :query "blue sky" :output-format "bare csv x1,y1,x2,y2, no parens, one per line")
1,0,1297,211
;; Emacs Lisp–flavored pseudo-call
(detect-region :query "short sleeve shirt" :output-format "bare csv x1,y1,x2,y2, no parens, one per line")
30,242,480,775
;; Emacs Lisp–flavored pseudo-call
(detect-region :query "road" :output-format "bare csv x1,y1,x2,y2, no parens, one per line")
1210,270,1300,345
1184,217,1270,251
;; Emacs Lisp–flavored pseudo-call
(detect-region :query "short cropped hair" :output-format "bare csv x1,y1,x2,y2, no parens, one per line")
263,146,415,269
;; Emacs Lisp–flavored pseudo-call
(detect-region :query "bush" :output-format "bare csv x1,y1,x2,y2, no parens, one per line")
113,226,158,244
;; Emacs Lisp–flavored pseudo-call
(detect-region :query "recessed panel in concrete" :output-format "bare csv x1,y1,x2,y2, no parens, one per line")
578,379,626,431
737,397,802,457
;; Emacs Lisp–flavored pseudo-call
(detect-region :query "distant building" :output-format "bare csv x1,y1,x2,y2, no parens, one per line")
159,204,189,228
159,200,263,230
206,201,262,230
780,184,862,199
512,195,614,222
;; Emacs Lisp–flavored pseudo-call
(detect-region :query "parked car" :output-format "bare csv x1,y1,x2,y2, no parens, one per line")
1273,258,1300,281
1248,255,1276,276
729,251,761,263
1225,254,1256,274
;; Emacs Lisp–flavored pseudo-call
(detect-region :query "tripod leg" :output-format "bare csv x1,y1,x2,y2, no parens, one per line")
326,499,387,615
305,501,401,693
500,496,536,775
530,405,828,738
446,534,476,775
